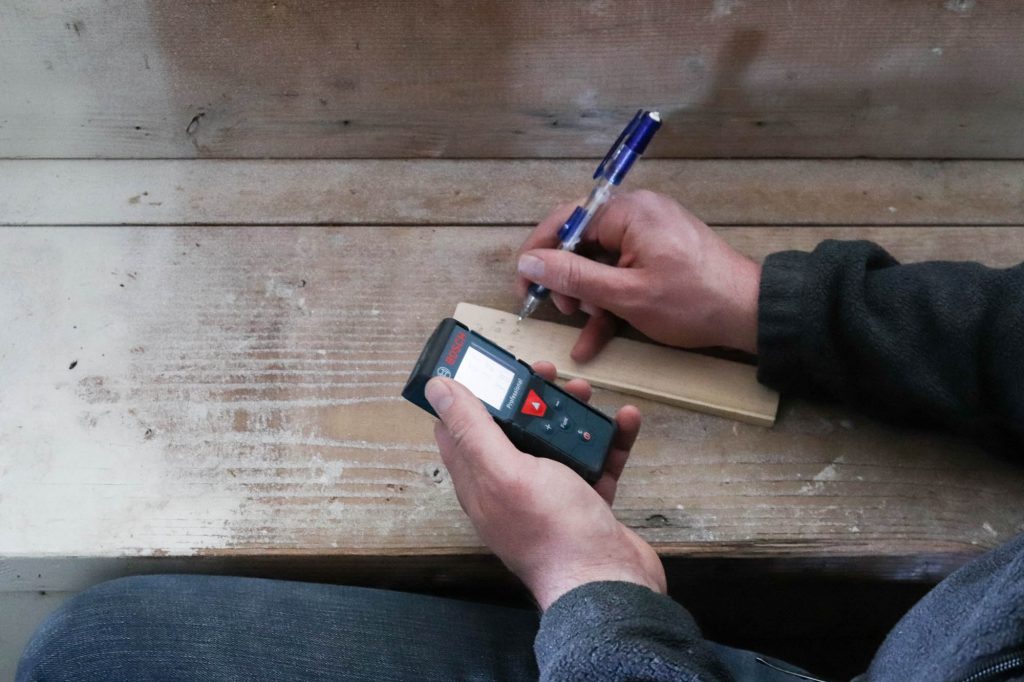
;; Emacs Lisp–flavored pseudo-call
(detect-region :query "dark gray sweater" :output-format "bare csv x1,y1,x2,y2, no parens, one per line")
535,241,1024,681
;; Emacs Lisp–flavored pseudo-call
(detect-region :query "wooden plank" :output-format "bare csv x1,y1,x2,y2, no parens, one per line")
2,160,1022,227
0,554,951,599
455,302,779,426
1,226,1023,583
2,2,1023,159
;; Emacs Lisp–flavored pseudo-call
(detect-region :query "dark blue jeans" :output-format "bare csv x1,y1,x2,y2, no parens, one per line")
17,574,808,681
17,575,541,682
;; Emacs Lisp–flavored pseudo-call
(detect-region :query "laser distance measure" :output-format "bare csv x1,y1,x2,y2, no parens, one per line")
402,318,616,483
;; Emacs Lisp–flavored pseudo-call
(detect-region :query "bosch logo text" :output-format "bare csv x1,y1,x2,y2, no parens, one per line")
445,332,467,365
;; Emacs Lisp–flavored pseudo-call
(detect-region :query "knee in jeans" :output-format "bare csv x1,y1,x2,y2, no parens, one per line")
16,575,191,681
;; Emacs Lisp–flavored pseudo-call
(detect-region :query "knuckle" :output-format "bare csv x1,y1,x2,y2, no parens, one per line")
610,190,640,216
631,189,677,223
444,414,479,452
625,192,656,226
616,275,646,311
631,188,659,206
561,257,585,294
500,470,534,503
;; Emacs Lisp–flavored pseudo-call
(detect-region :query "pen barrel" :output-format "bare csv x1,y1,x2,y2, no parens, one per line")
556,179,612,250
603,147,639,186
556,206,588,242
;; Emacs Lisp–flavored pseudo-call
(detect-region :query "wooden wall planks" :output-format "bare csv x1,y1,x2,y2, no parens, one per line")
3,160,1023,226
2,2,1023,159
2,225,1022,578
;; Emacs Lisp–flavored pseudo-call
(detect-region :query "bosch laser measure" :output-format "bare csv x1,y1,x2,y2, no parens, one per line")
403,319,616,483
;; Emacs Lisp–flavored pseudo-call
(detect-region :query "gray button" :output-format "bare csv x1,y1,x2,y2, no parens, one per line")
559,416,571,430
552,398,564,410
541,422,553,433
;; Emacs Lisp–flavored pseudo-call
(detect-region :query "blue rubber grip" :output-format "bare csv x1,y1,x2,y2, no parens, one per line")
528,281,549,299
557,206,587,242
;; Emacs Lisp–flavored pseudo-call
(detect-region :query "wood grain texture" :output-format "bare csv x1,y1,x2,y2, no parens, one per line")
455,302,779,426
2,2,1024,158
2,160,1023,226
2,225,1023,582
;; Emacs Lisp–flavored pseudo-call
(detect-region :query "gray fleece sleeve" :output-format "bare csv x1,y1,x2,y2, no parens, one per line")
757,240,1024,452
534,581,732,681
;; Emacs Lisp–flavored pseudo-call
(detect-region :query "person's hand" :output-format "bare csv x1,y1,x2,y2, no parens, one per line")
515,190,761,360
425,362,665,610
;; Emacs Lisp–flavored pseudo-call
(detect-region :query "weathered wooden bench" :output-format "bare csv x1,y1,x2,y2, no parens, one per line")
2,3,1023,678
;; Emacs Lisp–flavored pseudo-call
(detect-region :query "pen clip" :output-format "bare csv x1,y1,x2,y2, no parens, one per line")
594,109,642,180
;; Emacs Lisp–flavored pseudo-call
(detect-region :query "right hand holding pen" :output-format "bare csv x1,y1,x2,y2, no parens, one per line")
516,190,762,361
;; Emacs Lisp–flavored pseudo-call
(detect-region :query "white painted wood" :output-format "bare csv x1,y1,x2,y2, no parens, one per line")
1,160,1022,226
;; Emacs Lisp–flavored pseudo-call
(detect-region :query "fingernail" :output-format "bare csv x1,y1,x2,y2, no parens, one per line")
424,378,454,414
517,254,544,280
580,302,597,316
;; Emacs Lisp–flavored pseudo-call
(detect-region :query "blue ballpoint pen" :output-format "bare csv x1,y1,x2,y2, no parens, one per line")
517,109,662,320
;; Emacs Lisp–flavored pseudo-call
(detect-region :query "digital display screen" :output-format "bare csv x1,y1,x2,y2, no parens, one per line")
453,345,515,410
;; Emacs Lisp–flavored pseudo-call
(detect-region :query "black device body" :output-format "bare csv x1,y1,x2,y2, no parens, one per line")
402,318,616,483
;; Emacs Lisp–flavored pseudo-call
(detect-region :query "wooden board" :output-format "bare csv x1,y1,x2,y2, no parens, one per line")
2,225,1023,575
455,302,778,426
3,160,1023,227
2,2,1024,159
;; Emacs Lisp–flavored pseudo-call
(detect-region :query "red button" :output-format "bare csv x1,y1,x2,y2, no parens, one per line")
521,390,547,417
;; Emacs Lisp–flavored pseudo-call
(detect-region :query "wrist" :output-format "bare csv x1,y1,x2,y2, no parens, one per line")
717,256,761,353
531,565,664,611
524,529,667,611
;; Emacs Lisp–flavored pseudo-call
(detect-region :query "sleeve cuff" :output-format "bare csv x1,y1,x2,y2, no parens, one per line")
534,581,701,671
757,249,811,392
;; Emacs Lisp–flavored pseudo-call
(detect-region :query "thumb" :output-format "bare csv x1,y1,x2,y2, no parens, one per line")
518,249,632,314
425,377,521,476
